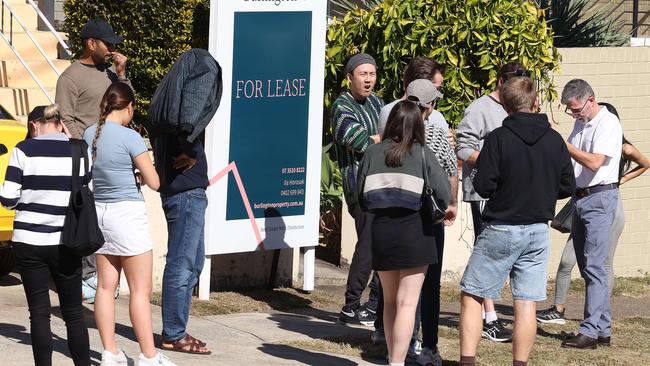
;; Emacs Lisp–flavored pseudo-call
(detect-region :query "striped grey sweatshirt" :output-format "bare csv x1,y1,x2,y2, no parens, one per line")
0,133,89,246
357,141,451,211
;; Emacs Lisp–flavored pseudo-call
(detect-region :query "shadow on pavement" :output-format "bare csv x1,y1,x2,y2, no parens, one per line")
242,288,341,322
266,313,387,364
52,304,159,347
0,322,102,365
0,273,21,286
258,343,361,366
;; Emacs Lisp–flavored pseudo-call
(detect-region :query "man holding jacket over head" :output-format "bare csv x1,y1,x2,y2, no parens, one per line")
148,48,221,355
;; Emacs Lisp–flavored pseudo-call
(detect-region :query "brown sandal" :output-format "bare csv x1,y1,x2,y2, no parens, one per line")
161,334,211,355
185,334,207,348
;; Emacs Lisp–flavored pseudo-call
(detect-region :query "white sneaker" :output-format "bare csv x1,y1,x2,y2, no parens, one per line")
138,352,178,366
100,349,128,366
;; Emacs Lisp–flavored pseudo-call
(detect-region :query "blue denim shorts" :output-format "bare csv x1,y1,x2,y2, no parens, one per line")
460,222,550,301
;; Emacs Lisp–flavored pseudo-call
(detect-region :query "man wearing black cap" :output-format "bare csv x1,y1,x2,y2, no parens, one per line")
55,18,131,303
332,52,384,325
56,18,131,140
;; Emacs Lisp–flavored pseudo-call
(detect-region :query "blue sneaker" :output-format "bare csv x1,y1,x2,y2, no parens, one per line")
82,273,98,304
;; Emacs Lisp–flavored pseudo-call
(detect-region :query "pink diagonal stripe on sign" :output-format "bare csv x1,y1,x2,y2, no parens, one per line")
209,162,265,250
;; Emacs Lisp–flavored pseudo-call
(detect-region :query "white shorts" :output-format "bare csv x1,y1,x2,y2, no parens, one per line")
95,200,153,256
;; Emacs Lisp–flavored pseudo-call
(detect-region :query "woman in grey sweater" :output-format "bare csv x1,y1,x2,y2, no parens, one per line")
357,100,450,366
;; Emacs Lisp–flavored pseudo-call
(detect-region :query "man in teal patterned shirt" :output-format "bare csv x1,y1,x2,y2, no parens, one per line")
332,53,384,325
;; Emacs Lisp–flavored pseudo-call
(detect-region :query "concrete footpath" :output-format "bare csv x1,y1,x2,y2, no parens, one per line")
0,274,381,366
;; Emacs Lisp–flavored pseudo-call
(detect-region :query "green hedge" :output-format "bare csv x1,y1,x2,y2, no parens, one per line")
63,0,210,129
324,0,561,132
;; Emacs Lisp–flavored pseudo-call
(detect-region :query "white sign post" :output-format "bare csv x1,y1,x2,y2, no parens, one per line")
200,0,327,298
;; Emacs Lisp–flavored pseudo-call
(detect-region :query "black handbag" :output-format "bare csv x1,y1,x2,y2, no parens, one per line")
551,199,573,233
61,139,104,256
420,147,446,224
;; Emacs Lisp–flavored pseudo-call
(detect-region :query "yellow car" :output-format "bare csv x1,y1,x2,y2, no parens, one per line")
0,106,27,276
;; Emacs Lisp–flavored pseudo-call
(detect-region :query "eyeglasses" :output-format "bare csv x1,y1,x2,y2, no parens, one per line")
564,99,589,116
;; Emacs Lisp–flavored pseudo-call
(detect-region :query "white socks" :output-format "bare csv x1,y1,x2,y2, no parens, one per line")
485,310,498,323
140,353,158,361
389,363,405,366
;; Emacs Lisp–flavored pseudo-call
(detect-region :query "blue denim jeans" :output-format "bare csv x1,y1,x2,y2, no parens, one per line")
161,188,208,341
461,222,550,301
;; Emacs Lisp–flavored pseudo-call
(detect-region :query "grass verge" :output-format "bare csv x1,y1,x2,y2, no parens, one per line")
284,317,650,365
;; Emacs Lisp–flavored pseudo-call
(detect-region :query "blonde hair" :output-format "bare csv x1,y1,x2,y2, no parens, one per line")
28,104,61,137
42,104,61,121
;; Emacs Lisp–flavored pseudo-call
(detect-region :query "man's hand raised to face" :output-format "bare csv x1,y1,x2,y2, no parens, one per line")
111,51,128,78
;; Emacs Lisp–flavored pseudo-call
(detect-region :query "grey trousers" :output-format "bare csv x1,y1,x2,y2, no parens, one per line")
554,196,624,306
572,189,619,338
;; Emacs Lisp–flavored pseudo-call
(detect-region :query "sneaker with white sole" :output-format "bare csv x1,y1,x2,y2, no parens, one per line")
416,346,443,366
536,305,566,325
100,349,127,366
482,320,512,342
356,304,377,327
338,306,358,324
138,352,178,366
411,338,423,355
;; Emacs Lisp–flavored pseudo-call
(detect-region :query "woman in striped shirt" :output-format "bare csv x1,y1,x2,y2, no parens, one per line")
0,104,90,366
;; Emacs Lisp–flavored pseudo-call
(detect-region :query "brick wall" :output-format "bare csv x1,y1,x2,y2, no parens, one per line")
545,47,650,277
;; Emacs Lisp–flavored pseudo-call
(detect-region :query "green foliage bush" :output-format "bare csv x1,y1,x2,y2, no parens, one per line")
324,0,561,131
64,0,209,128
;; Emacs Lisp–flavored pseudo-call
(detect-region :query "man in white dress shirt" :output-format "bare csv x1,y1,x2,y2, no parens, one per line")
560,79,622,350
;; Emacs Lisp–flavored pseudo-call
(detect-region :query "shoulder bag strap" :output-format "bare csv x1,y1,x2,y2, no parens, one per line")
421,145,431,192
69,139,82,193
80,140,90,187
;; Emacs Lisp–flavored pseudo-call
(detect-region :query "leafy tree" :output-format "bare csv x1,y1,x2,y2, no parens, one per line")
329,0,382,18
325,0,561,131
64,0,209,128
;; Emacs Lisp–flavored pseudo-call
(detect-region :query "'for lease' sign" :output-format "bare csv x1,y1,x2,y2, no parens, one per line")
205,0,326,255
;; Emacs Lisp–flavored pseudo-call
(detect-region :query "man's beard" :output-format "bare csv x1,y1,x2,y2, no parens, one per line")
91,52,110,66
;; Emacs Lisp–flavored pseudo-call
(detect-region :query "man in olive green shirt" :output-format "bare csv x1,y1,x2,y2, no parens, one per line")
55,18,132,139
